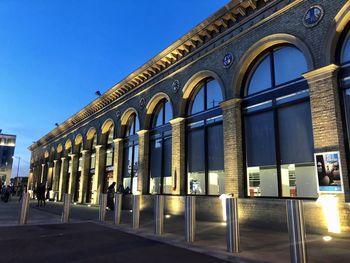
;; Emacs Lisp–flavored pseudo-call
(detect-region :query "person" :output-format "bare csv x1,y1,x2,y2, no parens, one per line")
37,183,46,207
18,185,27,202
107,182,116,210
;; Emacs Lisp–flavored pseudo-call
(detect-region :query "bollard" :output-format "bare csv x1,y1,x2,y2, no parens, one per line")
226,197,240,253
19,193,30,225
185,196,196,242
99,193,107,221
286,200,307,263
132,194,141,229
114,193,122,225
154,195,164,235
62,193,71,223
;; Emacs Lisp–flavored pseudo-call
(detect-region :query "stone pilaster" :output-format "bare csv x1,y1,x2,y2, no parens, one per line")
220,98,244,197
170,117,186,195
52,160,61,193
304,64,350,201
68,154,78,201
41,164,45,183
93,145,106,204
137,130,150,194
58,157,68,201
113,138,124,187
78,150,90,203
47,162,54,188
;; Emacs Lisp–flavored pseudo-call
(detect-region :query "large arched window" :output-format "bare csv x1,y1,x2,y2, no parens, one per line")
122,114,139,194
104,126,114,192
149,99,173,194
243,45,316,198
87,133,97,203
187,78,224,195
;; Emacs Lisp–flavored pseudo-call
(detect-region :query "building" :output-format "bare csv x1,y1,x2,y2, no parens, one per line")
0,132,16,186
29,0,350,233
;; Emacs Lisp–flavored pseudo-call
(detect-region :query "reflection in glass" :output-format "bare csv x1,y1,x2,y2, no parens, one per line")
274,47,307,85
206,80,223,109
342,37,350,64
247,166,278,197
248,55,271,95
191,87,205,115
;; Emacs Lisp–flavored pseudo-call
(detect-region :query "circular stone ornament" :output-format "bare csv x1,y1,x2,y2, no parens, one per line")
139,98,146,109
303,5,324,28
172,79,180,93
116,111,121,119
223,52,234,68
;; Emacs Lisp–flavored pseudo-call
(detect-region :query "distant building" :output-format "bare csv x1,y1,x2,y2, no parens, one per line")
0,132,16,186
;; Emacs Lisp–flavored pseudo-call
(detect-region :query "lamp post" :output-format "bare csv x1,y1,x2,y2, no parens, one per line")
12,156,21,194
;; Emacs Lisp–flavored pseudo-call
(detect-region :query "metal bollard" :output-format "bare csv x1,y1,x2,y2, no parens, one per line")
99,193,107,221
132,194,141,229
226,197,240,253
286,200,307,263
154,195,164,235
114,193,122,225
19,193,30,225
185,196,196,242
62,193,71,223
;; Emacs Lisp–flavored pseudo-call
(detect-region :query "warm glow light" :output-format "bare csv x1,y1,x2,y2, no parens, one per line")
317,195,341,234
221,222,226,226
87,204,91,207
323,236,332,242
165,214,171,219
74,202,77,205
129,210,133,213
219,194,229,222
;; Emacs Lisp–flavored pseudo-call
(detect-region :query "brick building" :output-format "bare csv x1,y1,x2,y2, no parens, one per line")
0,132,16,186
29,0,350,233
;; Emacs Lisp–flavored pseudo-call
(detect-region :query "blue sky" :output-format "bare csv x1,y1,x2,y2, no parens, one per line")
0,0,228,177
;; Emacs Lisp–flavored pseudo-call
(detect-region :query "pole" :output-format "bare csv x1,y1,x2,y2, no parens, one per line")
132,194,140,229
62,193,71,223
226,197,240,253
286,199,307,263
114,193,122,225
99,193,107,221
185,196,196,242
155,195,164,235
19,192,29,225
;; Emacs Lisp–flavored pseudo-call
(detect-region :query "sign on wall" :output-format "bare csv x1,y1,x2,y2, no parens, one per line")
314,151,344,193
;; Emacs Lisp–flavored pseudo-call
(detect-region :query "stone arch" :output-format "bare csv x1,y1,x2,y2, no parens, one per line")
180,70,226,116
323,2,350,65
86,127,97,141
231,33,314,96
101,119,115,134
75,134,83,145
44,150,49,159
57,144,63,153
145,92,173,129
64,139,72,155
119,107,139,137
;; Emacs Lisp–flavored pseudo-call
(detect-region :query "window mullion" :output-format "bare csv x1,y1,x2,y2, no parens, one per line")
273,108,282,197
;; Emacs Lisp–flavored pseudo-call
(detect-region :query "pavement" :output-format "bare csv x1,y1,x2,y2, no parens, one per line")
1,197,350,263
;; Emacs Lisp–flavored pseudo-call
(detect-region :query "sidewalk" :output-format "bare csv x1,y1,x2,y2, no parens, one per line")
1,198,350,262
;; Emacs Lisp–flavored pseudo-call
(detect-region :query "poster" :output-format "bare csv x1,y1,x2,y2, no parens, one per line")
314,151,344,193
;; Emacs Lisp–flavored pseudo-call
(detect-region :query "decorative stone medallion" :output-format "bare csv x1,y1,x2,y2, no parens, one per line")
116,111,121,119
303,5,324,28
172,79,180,93
223,52,234,68
139,98,146,109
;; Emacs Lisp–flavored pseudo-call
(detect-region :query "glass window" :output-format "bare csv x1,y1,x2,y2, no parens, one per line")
206,80,223,109
191,86,205,115
274,47,307,85
248,55,272,95
342,36,350,64
164,101,173,124
244,45,316,198
150,139,162,194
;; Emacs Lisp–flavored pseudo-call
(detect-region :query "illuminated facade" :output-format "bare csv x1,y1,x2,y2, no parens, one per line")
29,0,350,232
0,133,16,186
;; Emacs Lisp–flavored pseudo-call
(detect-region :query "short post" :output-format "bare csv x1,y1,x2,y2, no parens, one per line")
185,196,196,242
132,194,141,229
114,193,122,225
61,193,71,223
99,193,107,222
154,195,164,235
226,196,240,253
286,200,307,263
19,193,30,225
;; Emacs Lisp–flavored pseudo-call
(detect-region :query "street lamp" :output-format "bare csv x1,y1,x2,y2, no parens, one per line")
12,156,21,194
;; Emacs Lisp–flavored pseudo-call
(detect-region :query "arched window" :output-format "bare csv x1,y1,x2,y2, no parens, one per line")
87,133,97,203
122,113,139,194
187,78,224,195
149,99,173,194
104,126,114,191
243,45,316,198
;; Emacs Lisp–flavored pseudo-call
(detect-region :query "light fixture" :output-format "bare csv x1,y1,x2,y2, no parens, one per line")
95,91,101,96
55,123,59,127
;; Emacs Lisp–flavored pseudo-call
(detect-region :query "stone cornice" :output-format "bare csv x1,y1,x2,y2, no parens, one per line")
30,0,286,151
303,64,340,82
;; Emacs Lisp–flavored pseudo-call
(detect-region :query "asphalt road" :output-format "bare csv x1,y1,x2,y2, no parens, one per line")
0,222,230,263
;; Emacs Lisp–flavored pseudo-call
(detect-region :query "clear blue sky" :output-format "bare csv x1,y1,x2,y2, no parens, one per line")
0,0,228,178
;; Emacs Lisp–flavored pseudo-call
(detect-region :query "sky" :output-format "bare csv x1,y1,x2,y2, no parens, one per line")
0,0,229,178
